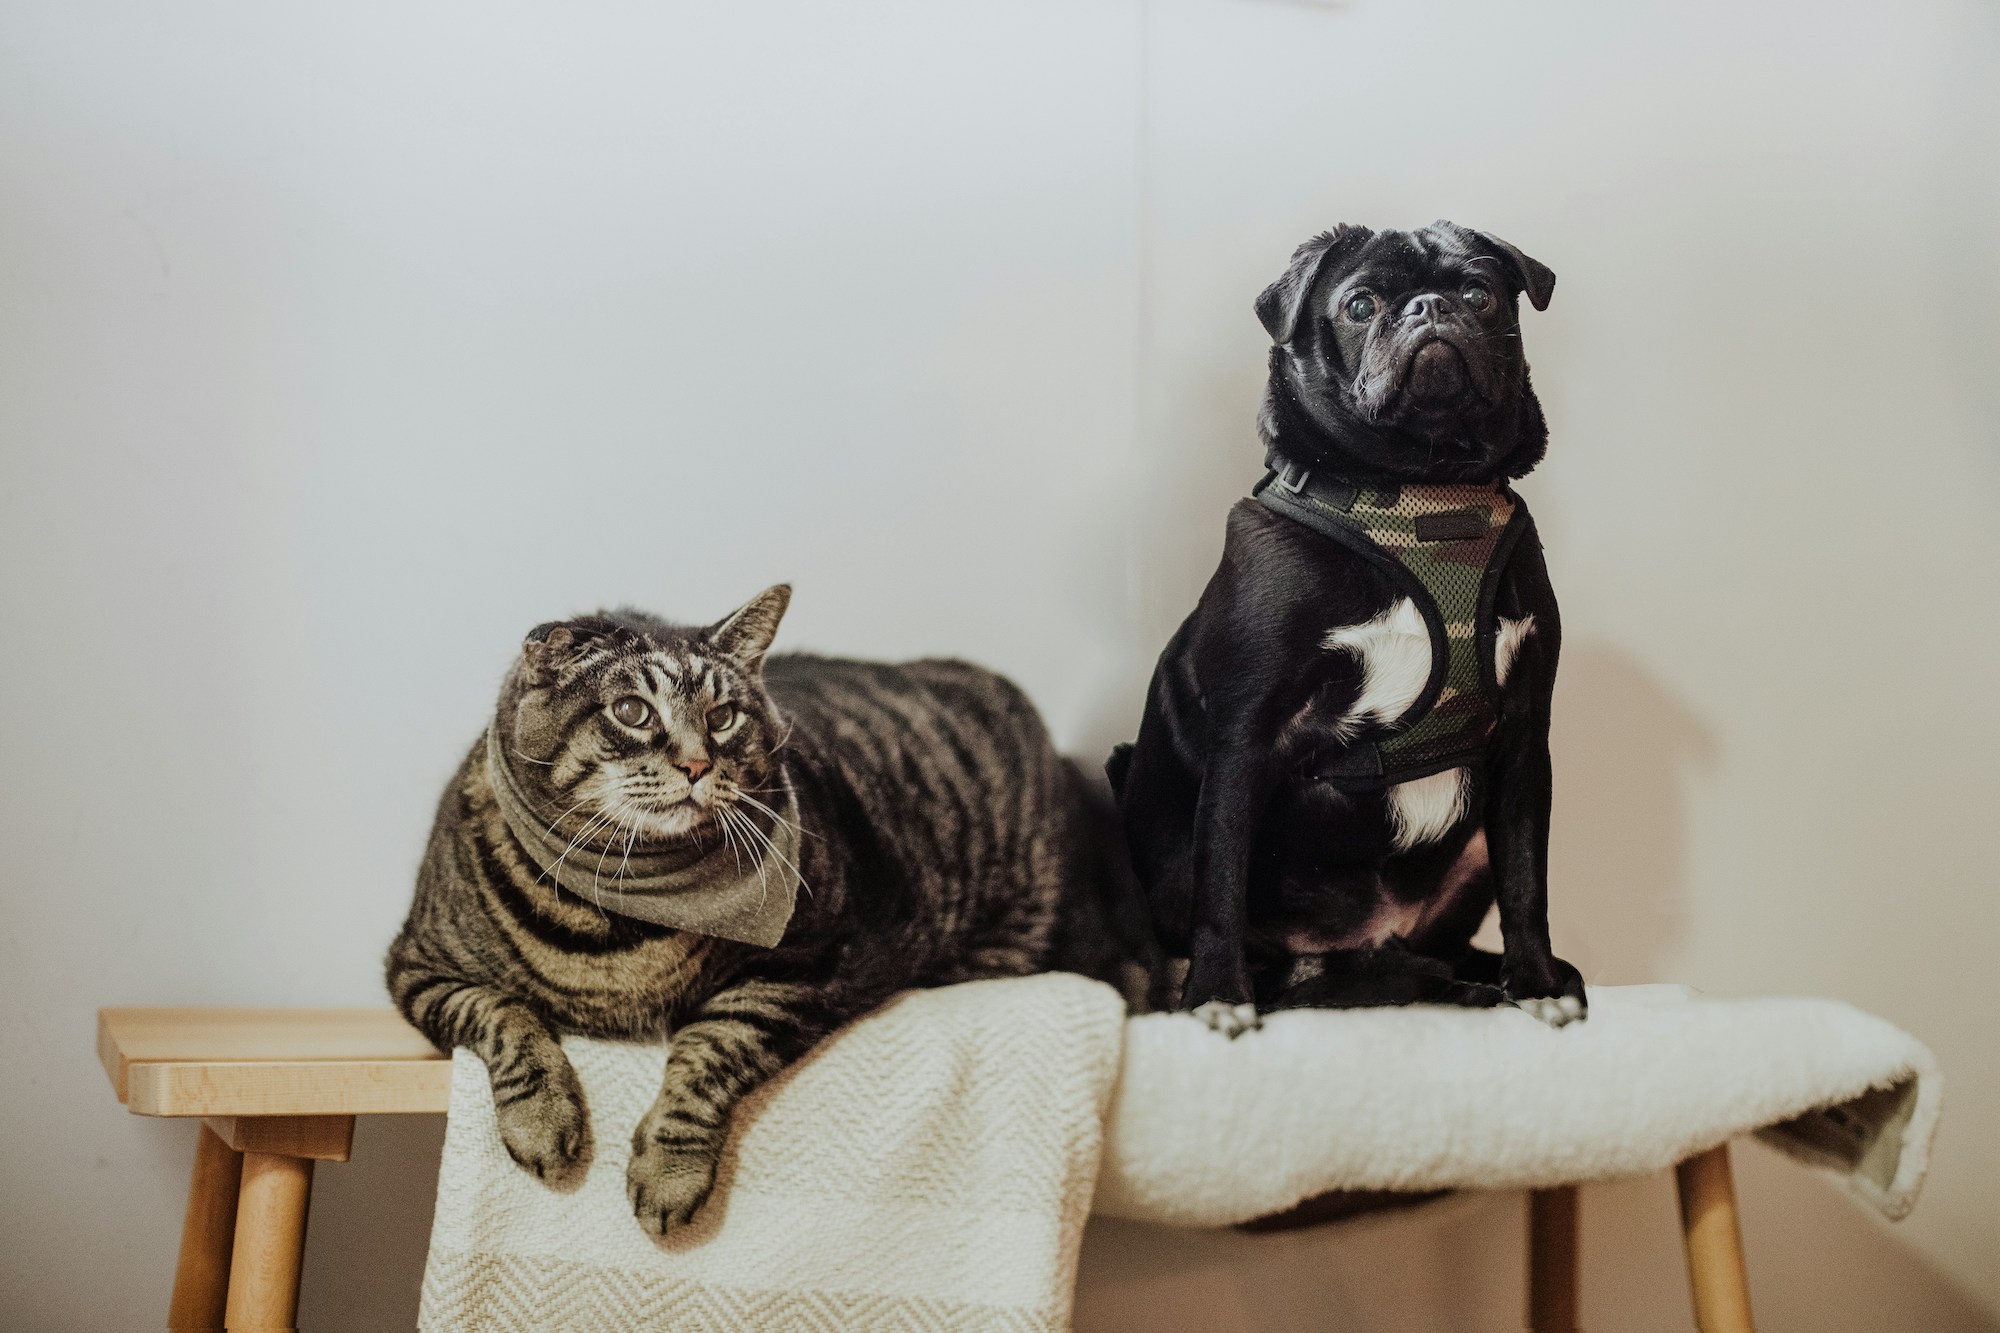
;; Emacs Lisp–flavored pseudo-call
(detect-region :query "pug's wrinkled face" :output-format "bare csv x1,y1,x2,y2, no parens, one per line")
1258,220,1554,482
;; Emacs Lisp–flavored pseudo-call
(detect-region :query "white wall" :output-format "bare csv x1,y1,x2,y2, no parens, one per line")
1,2,1995,1329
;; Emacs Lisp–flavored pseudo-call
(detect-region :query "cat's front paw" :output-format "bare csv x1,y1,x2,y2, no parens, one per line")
494,1060,591,1185
626,1137,719,1237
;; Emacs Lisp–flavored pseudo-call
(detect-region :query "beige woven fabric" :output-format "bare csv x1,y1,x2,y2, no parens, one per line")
420,974,1127,1333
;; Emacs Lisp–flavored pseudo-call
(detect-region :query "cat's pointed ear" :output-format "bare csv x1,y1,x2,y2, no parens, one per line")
709,585,791,670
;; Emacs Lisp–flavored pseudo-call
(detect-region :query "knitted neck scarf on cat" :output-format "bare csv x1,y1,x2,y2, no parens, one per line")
482,725,801,948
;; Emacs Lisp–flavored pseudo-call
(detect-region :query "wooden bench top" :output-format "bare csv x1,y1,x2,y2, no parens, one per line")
98,1008,451,1117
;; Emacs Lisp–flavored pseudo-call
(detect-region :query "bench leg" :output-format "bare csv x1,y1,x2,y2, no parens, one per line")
168,1122,243,1332
224,1152,315,1332
1526,1184,1579,1333
1675,1143,1756,1333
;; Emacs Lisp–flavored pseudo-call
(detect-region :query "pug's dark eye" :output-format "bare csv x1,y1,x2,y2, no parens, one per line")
1462,282,1493,311
610,696,651,728
1343,293,1378,322
706,703,739,733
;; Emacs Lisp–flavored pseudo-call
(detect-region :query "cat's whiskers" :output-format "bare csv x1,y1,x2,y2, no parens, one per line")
716,803,746,872
720,806,769,904
714,806,748,891
726,799,810,901
543,807,613,880
588,796,652,906
593,799,637,889
530,798,619,921
537,794,597,842
732,790,809,841
739,807,783,905
610,800,646,885
625,807,646,859
543,804,625,892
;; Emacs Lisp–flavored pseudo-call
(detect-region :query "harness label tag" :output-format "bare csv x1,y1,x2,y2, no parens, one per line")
1413,510,1490,542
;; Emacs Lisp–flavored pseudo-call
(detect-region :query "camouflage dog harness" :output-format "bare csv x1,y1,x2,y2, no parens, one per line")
1253,450,1534,789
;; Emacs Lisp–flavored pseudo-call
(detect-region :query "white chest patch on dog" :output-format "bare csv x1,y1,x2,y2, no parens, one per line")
1323,608,1539,850
1387,767,1472,851
1322,599,1431,738
1494,614,1536,688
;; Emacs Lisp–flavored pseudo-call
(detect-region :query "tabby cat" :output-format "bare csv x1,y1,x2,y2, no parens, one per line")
387,585,1142,1235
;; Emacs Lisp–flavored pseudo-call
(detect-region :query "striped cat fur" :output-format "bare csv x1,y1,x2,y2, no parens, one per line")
386,585,1148,1236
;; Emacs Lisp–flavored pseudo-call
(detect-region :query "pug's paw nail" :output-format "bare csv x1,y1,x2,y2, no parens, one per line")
1192,1000,1260,1038
1516,996,1576,1028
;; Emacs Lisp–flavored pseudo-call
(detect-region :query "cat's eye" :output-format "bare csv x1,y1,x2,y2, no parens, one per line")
706,703,739,733
1343,293,1378,322
610,696,652,728
1462,282,1493,311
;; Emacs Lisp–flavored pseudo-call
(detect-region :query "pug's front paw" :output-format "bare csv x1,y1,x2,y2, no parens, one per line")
1190,999,1262,1038
1513,993,1587,1027
626,1137,719,1237
1503,953,1587,1028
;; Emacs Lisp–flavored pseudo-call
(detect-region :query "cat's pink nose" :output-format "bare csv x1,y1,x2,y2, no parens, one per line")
678,758,710,782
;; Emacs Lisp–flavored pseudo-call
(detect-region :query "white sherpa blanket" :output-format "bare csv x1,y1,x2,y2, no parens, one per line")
1096,983,1941,1227
420,974,1126,1333
422,980,1938,1331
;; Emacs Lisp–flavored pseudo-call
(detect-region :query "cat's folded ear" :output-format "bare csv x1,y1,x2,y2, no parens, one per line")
708,585,791,670
520,621,586,679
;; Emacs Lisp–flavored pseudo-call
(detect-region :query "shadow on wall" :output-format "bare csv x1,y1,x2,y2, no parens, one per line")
1129,359,1268,651
297,1114,444,1330
1547,641,1716,985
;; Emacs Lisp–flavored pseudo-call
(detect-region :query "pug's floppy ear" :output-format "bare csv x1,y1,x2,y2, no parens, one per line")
709,584,792,670
1482,230,1555,311
1434,220,1555,312
1256,224,1374,346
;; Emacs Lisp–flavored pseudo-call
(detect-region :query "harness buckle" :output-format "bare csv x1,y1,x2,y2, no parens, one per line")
1275,460,1312,494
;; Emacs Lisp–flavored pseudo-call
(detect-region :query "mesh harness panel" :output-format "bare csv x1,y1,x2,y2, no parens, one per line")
1253,453,1533,788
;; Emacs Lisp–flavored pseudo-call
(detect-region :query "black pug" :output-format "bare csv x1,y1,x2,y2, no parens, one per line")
1109,220,1585,1037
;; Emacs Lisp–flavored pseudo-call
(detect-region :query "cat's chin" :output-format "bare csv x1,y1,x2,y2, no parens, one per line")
627,804,713,843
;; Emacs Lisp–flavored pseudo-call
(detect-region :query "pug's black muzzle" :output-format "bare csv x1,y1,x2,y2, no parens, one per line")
1404,337,1472,406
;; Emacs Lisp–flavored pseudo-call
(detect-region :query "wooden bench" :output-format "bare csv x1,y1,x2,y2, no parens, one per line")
99,1008,450,1331
100,1006,1756,1332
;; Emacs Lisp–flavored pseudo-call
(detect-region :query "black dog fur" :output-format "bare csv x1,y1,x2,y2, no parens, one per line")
1110,220,1586,1034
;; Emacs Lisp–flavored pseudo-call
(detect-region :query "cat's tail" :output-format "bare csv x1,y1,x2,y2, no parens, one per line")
1055,756,1170,1013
